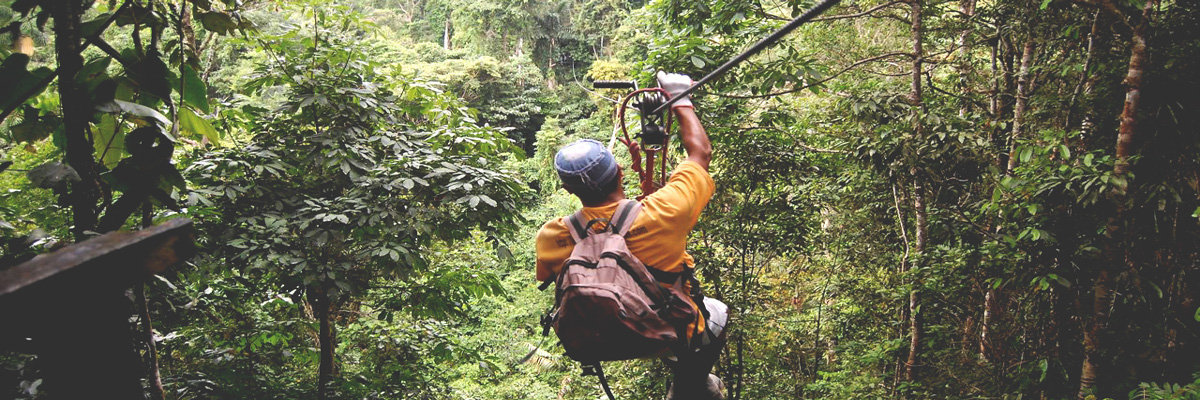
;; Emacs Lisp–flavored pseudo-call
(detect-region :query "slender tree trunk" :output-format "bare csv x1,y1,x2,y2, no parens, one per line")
1067,10,1106,133
137,206,166,400
902,0,926,387
547,37,557,89
981,37,1035,365
979,287,997,362
49,0,100,241
310,288,336,400
136,282,166,400
180,4,197,60
892,183,911,394
907,178,927,383
1078,2,1156,398
956,0,976,116
1007,39,1036,172
989,32,1004,170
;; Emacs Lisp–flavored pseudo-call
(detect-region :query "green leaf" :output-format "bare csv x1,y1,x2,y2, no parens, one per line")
690,55,705,68
1019,147,1033,164
81,14,113,38
1039,0,1053,9
11,117,54,143
0,54,55,123
1194,307,1199,322
125,51,174,103
198,11,237,34
179,65,210,113
96,99,171,127
1047,273,1070,288
93,114,125,168
161,166,187,190
1059,144,1071,159
27,162,81,188
178,107,221,145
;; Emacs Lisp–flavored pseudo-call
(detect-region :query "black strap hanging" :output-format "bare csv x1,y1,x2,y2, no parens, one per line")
582,363,617,400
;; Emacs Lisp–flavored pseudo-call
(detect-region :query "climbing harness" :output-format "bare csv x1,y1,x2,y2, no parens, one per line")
591,81,675,199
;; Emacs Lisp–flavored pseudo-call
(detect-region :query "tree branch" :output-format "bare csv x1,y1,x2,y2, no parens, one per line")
739,126,849,154
714,52,912,99
811,0,905,22
924,71,988,110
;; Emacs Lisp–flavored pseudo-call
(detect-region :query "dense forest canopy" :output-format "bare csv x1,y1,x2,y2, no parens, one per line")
1,0,1197,399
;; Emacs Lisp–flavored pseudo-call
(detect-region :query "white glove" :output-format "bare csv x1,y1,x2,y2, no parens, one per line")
656,71,694,109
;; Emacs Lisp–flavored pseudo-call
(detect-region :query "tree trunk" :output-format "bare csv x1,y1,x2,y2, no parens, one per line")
994,35,1017,170
979,287,997,362
180,4,198,60
1068,10,1108,135
903,0,926,387
49,0,100,242
907,178,927,384
443,19,452,50
310,288,337,400
956,0,976,116
546,37,557,89
1078,2,1156,398
136,282,166,400
1007,39,1036,172
137,206,166,400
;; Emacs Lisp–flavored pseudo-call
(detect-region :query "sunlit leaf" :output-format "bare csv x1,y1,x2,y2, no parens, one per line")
96,99,171,127
179,107,221,145
0,53,55,123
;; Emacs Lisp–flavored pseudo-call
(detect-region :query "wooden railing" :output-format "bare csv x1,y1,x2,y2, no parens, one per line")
0,218,195,398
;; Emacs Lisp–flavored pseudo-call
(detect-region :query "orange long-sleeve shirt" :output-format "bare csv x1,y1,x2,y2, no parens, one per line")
535,160,715,281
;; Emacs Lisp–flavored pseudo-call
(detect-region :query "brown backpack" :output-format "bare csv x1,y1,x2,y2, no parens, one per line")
541,199,698,365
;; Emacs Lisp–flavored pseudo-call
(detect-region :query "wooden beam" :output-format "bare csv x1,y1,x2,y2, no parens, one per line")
0,218,195,298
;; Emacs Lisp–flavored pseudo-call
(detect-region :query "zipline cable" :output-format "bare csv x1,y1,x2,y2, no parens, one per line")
651,0,843,114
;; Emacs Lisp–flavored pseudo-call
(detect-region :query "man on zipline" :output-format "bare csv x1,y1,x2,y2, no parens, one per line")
536,72,728,399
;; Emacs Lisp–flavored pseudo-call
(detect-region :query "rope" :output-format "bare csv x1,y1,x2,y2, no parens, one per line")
616,88,673,198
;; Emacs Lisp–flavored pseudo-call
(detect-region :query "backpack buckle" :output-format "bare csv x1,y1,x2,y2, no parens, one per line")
580,363,600,377
540,310,556,336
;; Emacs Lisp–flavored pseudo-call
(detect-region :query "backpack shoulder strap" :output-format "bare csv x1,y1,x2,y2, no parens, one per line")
610,200,642,236
564,211,589,243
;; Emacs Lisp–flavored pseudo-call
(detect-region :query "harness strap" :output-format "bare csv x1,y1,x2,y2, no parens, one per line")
583,363,617,400
610,200,642,236
565,212,588,243
646,265,683,284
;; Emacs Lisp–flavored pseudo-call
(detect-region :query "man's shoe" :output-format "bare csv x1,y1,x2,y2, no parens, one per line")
705,374,726,400
666,374,725,400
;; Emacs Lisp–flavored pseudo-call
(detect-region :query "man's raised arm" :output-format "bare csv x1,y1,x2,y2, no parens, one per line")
657,71,712,171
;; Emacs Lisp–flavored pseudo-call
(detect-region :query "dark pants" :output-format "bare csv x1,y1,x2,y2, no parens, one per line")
667,328,727,398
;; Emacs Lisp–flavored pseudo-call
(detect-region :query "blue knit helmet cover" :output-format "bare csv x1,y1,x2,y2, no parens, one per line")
554,139,619,192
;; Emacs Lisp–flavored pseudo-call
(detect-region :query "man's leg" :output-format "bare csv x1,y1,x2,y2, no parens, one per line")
667,298,728,400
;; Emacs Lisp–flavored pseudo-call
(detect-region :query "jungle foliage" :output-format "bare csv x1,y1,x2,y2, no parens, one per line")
1,0,1198,399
